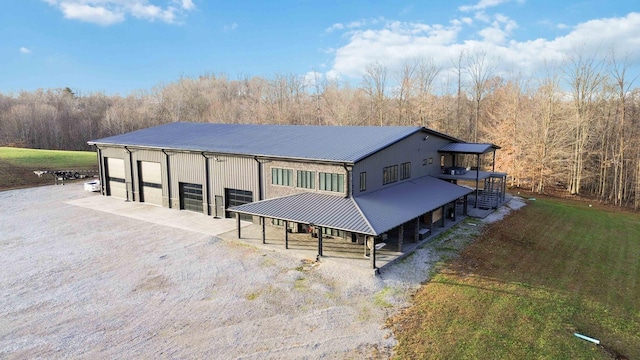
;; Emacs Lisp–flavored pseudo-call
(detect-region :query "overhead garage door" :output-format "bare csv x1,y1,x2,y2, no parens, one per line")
225,188,253,220
179,182,203,213
106,157,126,199
138,161,162,206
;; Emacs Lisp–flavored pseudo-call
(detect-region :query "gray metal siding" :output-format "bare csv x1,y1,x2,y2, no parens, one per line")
209,155,259,215
170,152,207,212
353,132,453,195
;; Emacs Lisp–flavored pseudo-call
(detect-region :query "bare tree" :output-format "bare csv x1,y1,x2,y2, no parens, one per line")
564,48,605,195
466,48,498,142
362,61,388,126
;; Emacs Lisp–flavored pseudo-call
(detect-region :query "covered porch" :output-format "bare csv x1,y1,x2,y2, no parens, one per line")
228,176,474,273
438,143,507,209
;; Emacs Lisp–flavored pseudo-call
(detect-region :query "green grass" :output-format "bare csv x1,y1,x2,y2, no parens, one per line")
390,197,640,359
0,146,97,190
0,147,96,167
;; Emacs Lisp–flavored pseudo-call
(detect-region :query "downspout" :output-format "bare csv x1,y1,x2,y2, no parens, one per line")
95,145,106,196
202,152,211,216
162,149,172,209
343,164,353,198
254,157,264,200
124,146,135,202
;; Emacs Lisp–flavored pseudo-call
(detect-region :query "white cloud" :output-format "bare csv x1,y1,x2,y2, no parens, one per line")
59,2,125,25
181,0,195,10
459,0,518,12
325,12,640,86
223,22,238,32
42,0,195,25
326,19,368,33
478,14,517,44
19,47,32,54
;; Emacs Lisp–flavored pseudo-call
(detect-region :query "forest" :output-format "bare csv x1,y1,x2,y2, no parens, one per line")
1,49,639,209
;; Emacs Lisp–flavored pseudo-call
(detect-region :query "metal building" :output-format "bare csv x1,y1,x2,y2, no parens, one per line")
88,122,506,269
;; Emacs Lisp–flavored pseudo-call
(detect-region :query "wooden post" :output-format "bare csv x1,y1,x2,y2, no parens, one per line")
284,220,289,249
414,217,420,242
397,224,404,252
428,211,433,234
261,217,266,244
317,226,323,258
236,212,241,239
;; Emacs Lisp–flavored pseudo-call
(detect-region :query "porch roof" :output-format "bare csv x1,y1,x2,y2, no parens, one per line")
439,143,500,154
229,176,473,236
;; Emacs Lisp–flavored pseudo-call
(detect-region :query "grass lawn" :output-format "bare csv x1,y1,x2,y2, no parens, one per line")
0,147,97,190
390,197,640,359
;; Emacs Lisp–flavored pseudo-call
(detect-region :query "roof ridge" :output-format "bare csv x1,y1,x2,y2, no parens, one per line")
350,197,378,236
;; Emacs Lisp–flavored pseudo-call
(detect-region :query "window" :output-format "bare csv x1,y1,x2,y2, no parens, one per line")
297,170,315,189
401,162,411,180
383,165,398,185
272,168,292,186
319,172,344,192
359,172,366,192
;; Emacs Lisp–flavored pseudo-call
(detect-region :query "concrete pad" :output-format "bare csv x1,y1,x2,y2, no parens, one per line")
66,193,251,236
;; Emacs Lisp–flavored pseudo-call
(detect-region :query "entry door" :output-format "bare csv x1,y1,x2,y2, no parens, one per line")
214,196,224,218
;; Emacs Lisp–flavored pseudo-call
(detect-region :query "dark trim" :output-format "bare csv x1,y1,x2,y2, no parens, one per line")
124,146,135,201
202,152,211,216
162,149,172,209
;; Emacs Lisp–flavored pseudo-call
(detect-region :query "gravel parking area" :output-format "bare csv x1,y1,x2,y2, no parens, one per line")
0,184,522,359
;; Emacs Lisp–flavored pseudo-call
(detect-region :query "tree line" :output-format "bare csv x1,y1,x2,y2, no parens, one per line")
1,49,639,209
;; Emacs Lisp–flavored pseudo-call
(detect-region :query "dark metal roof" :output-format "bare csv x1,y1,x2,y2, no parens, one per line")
439,143,500,154
354,176,473,234
230,176,473,235
228,192,375,234
89,122,432,163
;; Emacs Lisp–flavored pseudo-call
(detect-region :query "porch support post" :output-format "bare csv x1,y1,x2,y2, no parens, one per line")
284,220,289,249
364,235,368,257
463,194,469,215
475,154,480,208
397,224,404,252
261,217,266,244
236,212,241,239
428,211,433,234
452,201,457,221
440,208,445,227
492,150,496,172
370,236,376,269
414,217,420,242
317,226,323,258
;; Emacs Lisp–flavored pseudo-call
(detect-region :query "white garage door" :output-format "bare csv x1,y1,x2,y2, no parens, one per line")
139,161,162,206
106,157,127,199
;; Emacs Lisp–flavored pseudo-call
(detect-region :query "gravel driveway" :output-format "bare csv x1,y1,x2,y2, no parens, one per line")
0,183,517,359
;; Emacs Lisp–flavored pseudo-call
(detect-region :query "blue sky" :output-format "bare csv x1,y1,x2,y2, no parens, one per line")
2,0,639,95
